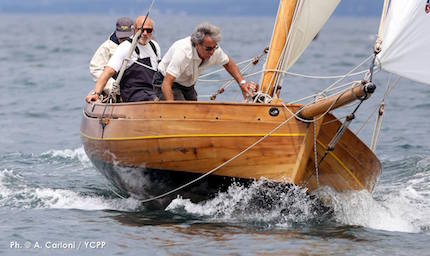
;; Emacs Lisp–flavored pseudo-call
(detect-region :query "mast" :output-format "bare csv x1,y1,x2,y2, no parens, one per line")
260,0,298,98
259,0,340,98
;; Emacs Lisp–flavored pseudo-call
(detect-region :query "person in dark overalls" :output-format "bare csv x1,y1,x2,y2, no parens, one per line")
86,16,160,103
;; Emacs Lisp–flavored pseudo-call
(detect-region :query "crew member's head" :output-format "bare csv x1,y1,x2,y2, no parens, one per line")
115,17,134,43
135,16,154,45
191,22,221,61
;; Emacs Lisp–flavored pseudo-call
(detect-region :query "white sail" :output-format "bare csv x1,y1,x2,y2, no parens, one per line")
282,0,340,71
260,0,340,95
376,0,430,85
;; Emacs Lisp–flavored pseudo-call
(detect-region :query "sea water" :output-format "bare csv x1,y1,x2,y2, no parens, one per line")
0,14,429,255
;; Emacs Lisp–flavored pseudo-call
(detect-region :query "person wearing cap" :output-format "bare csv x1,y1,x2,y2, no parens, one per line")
89,17,134,95
86,16,161,103
153,22,255,101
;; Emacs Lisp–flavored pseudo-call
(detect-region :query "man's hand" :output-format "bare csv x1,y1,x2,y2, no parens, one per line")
86,66,115,103
240,80,257,99
85,91,101,103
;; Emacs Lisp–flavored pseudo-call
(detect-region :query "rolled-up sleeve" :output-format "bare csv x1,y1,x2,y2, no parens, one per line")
213,47,230,66
166,50,187,78
107,42,129,72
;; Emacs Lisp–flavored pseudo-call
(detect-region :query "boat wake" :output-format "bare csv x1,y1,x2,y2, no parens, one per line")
3,146,429,233
317,188,424,233
41,146,91,167
165,155,430,233
166,179,332,228
0,168,141,212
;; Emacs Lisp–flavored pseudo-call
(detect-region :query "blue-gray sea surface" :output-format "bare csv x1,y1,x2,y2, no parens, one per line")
1,14,429,255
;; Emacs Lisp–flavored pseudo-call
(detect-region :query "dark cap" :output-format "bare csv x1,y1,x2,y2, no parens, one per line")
115,17,134,39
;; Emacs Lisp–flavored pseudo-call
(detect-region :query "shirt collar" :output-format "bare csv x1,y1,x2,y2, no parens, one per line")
192,44,201,61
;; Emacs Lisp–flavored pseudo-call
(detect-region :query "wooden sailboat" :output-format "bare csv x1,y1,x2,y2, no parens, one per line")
81,0,427,204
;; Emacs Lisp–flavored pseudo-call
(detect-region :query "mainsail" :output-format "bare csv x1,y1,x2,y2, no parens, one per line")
376,0,430,85
260,0,340,96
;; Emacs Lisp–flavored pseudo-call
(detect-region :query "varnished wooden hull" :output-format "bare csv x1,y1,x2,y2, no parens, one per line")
80,101,381,201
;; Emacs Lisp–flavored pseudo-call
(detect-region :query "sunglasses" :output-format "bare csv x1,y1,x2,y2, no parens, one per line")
141,28,153,33
202,44,219,52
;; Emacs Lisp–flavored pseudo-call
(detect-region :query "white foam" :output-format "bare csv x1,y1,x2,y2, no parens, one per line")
318,186,427,233
166,183,254,218
33,188,141,211
165,174,430,232
417,156,430,170
0,169,140,211
0,169,14,199
166,180,320,226
42,146,90,165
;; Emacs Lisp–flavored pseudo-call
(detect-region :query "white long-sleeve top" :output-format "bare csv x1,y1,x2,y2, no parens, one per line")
89,38,119,93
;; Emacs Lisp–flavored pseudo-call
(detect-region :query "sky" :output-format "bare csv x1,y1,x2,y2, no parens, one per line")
0,0,383,16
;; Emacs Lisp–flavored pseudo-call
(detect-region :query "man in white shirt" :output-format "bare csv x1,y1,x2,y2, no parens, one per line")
86,16,160,103
154,22,255,101
89,17,134,95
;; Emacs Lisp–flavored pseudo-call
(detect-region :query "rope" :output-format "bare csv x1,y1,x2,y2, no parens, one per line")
285,55,374,106
370,103,384,152
199,69,367,84
104,183,127,199
374,0,390,53
356,75,400,135
244,69,368,81
125,57,158,72
287,81,356,104
98,20,376,201
199,68,367,86
254,55,371,104
269,0,305,95
199,61,257,84
199,67,368,102
313,115,319,187
133,109,300,204
198,54,266,79
202,56,261,100
198,49,268,100
104,76,369,203
199,51,371,103
317,98,365,165
282,86,353,124
321,54,373,94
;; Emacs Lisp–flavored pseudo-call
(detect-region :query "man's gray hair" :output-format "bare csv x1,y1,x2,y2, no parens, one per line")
191,22,222,45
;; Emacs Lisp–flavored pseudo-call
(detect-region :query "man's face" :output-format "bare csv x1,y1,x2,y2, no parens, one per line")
135,19,153,45
196,36,218,61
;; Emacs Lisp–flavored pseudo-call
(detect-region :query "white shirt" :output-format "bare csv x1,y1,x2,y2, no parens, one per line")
89,38,118,93
107,39,161,72
158,36,229,87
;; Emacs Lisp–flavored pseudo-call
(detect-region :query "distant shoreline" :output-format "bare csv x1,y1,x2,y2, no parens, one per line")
0,11,381,18
0,0,382,17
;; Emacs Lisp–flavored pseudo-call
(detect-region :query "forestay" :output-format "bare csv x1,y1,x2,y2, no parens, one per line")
376,0,430,85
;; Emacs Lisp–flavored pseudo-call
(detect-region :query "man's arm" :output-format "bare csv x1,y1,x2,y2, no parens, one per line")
89,44,110,82
223,59,256,99
90,47,116,94
85,66,116,102
161,73,176,101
